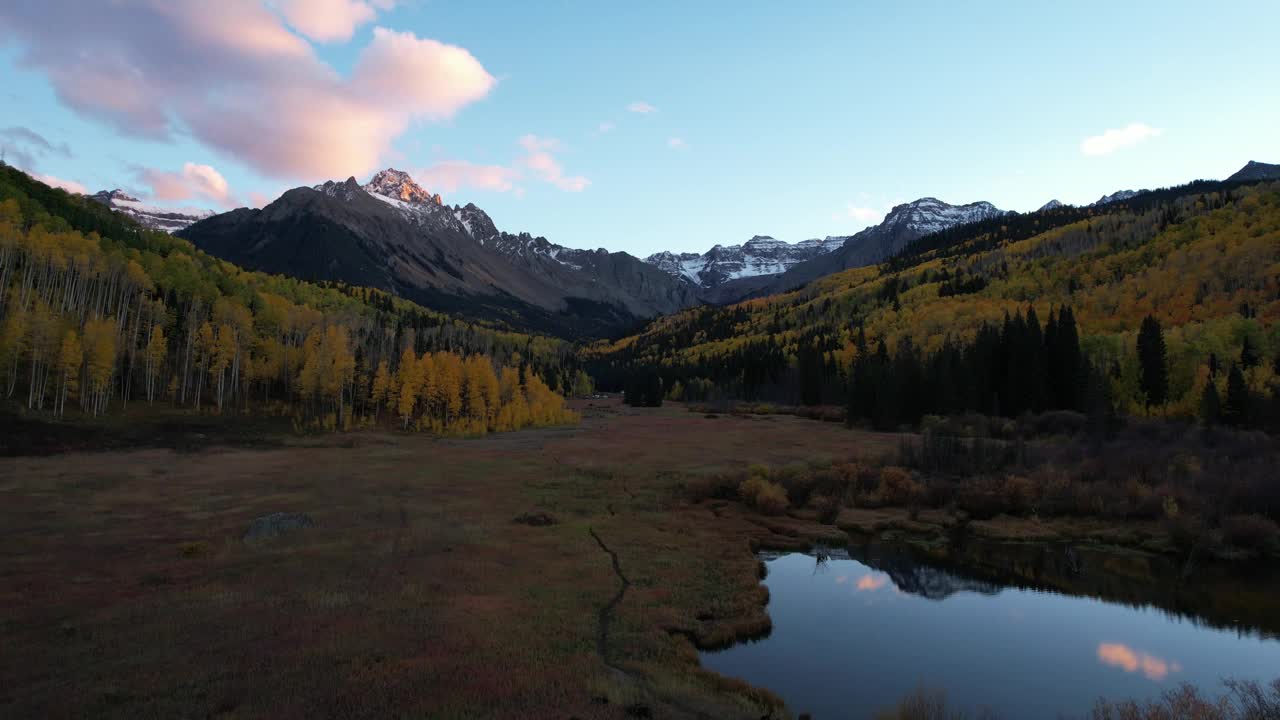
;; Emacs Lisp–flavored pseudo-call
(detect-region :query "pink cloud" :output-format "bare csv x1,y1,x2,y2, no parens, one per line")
0,2,494,180
31,172,87,195
137,162,235,208
416,161,519,194
856,574,888,592
517,134,590,192
1096,643,1182,681
276,0,392,43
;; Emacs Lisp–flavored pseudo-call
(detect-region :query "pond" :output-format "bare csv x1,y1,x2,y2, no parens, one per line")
700,539,1280,719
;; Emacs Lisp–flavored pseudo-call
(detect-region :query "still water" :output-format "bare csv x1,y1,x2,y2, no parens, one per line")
700,541,1280,719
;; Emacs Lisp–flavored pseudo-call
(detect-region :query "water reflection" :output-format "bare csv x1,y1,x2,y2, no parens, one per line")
1097,643,1183,681
703,541,1280,719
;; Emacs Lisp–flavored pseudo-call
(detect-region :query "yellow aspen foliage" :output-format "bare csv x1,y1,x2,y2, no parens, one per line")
83,317,117,416
395,347,421,429
370,359,391,415
57,328,81,415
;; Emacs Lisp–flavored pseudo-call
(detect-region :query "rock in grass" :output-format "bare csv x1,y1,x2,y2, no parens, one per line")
244,512,315,542
513,511,558,527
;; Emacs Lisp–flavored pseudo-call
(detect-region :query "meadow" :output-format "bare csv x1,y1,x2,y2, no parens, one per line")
1,399,904,719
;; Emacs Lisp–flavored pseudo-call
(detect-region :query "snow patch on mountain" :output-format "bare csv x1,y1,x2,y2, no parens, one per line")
1038,199,1065,211
1092,189,1142,206
89,189,213,233
644,235,843,288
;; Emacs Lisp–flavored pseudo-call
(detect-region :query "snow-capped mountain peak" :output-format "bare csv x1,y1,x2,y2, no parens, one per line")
881,197,1007,236
644,235,843,288
89,188,213,233
1039,199,1065,211
364,168,441,206
1092,189,1142,206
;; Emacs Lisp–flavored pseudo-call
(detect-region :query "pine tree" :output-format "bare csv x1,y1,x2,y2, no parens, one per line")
1200,379,1220,428
1136,315,1168,407
1223,364,1250,427
1240,335,1261,369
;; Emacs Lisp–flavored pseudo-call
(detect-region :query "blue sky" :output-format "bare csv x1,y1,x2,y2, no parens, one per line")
2,1,1278,257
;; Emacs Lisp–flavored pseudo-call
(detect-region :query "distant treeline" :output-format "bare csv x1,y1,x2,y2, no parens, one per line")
593,179,1280,431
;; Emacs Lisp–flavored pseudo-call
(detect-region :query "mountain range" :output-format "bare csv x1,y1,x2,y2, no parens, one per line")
73,159,1275,338
178,170,696,337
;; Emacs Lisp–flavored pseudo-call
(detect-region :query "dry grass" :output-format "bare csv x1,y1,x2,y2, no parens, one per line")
0,398,891,719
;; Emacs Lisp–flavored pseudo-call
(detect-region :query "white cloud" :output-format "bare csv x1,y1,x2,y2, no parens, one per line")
667,137,686,149
842,204,881,222
1081,123,1163,156
627,101,657,114
596,121,616,134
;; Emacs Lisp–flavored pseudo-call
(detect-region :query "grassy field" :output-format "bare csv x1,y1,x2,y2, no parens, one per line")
0,399,901,719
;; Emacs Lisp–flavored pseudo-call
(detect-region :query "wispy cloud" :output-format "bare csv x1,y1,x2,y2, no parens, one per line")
1080,123,1162,156
627,101,657,114
667,137,686,149
416,160,519,194
518,134,589,192
415,135,590,196
1,126,72,175
596,121,616,134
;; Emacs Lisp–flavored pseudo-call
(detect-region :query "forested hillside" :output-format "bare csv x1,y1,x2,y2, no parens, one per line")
591,179,1280,429
0,166,581,433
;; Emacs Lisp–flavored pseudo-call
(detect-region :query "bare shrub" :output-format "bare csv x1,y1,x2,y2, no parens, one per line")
1220,514,1280,552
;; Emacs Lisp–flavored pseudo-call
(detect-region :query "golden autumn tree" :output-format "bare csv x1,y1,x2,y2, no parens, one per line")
56,328,81,416
82,317,117,416
144,324,167,404
395,347,421,429
370,359,391,420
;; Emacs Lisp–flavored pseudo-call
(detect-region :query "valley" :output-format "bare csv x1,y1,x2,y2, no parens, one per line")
6,399,1278,720
3,1,1280,709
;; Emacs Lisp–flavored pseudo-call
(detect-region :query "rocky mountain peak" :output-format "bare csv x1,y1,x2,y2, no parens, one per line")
1092,189,1141,206
1227,160,1280,183
92,188,141,203
1039,199,1065,211
453,202,499,244
365,168,441,206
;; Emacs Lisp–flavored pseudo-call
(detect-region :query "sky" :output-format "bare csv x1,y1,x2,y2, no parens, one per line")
2,1,1278,257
